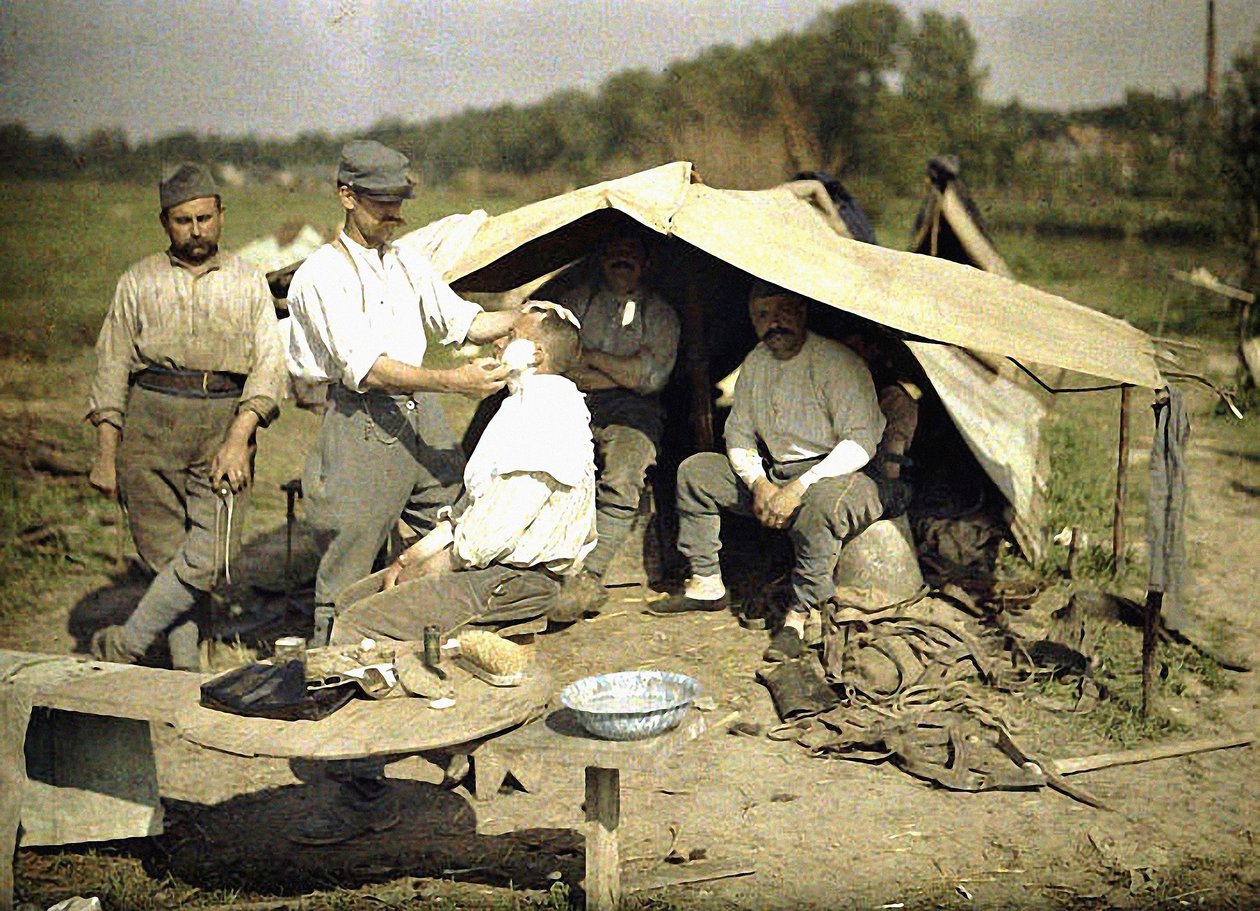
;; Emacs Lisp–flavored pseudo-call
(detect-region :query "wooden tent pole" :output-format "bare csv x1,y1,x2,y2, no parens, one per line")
684,275,714,451
1112,385,1131,573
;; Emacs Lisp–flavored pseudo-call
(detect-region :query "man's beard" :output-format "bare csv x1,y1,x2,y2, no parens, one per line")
173,240,218,264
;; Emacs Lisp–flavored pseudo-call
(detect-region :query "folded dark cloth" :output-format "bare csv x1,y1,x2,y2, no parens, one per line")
200,660,356,721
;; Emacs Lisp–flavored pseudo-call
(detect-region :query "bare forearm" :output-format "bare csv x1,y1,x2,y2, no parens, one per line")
466,308,520,345
223,410,260,447
361,356,459,394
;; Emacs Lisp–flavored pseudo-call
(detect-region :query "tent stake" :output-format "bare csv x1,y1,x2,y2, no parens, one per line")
1112,385,1131,574
1142,590,1163,718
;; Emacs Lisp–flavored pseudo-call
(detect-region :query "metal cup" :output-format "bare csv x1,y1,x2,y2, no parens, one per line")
274,635,306,668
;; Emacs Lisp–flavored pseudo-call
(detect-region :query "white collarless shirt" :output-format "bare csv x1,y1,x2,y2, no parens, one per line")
285,232,481,392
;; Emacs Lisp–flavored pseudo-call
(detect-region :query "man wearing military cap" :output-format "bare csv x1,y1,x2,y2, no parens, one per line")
88,162,287,669
286,140,521,644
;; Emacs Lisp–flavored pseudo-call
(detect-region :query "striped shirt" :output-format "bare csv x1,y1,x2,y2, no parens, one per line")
89,250,287,428
725,331,884,481
560,284,680,394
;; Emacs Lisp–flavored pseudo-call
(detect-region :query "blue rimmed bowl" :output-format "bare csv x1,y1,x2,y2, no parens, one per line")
559,670,701,741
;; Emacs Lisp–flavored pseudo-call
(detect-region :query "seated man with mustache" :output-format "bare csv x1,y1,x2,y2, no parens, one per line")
650,281,887,664
552,228,680,618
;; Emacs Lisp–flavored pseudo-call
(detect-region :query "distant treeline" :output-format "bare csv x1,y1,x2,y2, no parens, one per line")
0,0,1232,202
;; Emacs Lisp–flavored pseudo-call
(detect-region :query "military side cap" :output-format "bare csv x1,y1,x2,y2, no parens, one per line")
159,162,218,211
337,139,414,201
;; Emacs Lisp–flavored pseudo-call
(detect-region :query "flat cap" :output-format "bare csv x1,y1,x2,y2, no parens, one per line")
159,162,218,211
337,139,414,201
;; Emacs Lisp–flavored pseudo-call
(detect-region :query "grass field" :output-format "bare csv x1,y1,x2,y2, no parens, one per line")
1,178,1256,680
3,180,1258,909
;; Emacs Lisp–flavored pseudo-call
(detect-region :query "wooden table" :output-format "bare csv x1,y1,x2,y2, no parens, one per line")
473,707,711,911
175,661,551,760
1,648,552,911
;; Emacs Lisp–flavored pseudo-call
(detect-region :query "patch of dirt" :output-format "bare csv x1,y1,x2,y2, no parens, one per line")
5,372,1259,911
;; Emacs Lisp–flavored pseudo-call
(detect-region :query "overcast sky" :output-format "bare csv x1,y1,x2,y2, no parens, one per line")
2,0,1257,142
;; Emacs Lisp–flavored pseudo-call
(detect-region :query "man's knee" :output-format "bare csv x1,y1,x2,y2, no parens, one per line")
676,452,732,509
795,473,882,543
597,426,657,509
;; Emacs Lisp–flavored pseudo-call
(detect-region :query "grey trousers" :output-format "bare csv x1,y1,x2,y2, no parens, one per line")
331,565,561,645
117,387,250,667
304,386,465,607
583,390,663,577
675,452,884,613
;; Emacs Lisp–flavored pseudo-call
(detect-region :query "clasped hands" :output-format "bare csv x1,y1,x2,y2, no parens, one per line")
751,476,805,530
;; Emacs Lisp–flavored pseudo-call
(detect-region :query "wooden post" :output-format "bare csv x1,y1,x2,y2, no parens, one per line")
585,766,621,911
1142,590,1164,718
683,276,714,452
1112,386,1131,573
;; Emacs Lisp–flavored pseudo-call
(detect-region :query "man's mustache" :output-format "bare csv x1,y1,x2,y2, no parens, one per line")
762,327,792,339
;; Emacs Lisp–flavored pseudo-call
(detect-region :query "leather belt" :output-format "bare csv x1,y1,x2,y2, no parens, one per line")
133,368,245,399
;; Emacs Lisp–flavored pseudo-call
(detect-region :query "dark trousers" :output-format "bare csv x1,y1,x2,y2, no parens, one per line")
675,452,884,612
583,390,663,577
304,386,464,606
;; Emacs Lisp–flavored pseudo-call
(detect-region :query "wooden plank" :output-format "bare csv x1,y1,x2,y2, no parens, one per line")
33,664,205,722
1055,735,1252,776
585,766,621,911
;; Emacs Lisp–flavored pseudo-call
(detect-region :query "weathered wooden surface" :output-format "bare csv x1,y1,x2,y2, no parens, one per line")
586,766,621,911
176,663,553,760
29,662,205,721
2,649,189,907
20,710,162,847
473,708,708,795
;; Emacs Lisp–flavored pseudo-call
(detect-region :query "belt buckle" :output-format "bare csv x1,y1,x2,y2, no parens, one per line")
201,371,210,394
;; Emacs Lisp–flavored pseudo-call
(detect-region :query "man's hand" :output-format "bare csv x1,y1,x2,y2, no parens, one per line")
750,477,777,524
210,438,252,493
568,365,618,392
763,479,805,530
381,557,406,591
448,358,509,398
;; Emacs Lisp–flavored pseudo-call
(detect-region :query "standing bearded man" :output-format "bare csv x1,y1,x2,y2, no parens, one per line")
88,162,287,670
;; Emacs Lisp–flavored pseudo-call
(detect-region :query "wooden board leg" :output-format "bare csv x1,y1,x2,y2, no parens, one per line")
585,765,621,911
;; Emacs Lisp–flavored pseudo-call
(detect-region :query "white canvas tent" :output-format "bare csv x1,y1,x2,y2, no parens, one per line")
430,161,1162,559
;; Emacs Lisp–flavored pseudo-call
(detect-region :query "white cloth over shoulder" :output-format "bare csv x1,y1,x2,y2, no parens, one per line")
454,373,598,574
285,227,482,392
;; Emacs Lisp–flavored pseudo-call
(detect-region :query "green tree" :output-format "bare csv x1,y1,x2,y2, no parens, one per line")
1221,34,1260,301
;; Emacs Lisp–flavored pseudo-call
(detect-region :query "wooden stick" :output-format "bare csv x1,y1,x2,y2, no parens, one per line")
1112,385,1131,574
585,766,621,911
1141,590,1163,717
1055,735,1252,776
628,864,756,893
